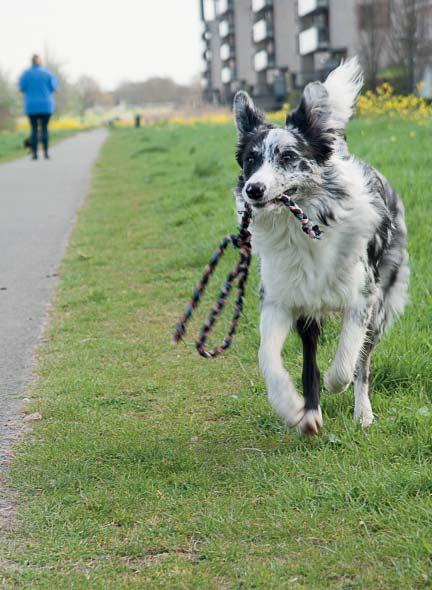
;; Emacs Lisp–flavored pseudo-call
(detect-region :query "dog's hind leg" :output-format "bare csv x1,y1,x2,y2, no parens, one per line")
259,303,304,427
296,317,323,435
324,293,374,394
353,334,375,427
352,296,388,428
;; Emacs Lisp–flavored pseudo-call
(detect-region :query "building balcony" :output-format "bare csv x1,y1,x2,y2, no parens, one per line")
220,42,235,61
219,19,234,38
201,0,215,22
254,49,274,72
203,48,212,61
217,0,233,16
299,26,329,55
201,29,211,42
253,18,273,43
298,0,329,18
221,66,234,84
252,0,273,13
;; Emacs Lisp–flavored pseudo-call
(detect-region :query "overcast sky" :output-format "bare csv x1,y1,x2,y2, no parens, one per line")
0,0,203,89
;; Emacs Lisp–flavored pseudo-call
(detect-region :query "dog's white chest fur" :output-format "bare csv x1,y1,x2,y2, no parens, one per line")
252,210,363,316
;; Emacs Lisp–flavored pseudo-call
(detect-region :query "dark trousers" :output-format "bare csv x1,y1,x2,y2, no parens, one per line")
28,114,51,155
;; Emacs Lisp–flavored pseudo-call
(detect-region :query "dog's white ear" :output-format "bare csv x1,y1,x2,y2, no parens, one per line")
323,57,363,130
233,91,264,136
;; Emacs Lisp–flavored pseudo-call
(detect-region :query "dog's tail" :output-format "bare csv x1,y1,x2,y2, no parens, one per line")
323,57,363,132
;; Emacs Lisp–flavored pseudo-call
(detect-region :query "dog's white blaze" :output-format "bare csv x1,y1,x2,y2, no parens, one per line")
264,128,296,156
243,161,280,201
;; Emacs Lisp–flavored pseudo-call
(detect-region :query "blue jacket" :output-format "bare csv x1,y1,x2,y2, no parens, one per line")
19,65,58,115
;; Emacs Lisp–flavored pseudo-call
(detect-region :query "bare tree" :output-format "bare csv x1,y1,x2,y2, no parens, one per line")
0,70,19,131
357,1,390,89
113,78,196,107
76,76,111,122
44,53,75,115
389,0,432,92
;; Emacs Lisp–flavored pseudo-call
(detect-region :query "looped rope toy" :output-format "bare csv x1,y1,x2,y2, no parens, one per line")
173,195,322,358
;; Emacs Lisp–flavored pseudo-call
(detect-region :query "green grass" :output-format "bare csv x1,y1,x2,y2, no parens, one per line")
2,118,432,588
0,129,80,163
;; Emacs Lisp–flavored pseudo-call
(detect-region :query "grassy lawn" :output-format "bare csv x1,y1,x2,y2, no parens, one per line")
2,118,432,589
0,129,80,163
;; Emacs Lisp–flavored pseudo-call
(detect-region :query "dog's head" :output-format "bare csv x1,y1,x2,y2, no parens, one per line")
234,58,363,208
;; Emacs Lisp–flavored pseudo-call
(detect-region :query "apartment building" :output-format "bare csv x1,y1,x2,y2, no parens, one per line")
201,0,255,103
200,0,394,108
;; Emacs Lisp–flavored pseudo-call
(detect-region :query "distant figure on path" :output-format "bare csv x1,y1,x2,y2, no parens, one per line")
19,55,58,160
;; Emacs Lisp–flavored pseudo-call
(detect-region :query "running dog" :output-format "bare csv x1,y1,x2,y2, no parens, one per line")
233,58,409,435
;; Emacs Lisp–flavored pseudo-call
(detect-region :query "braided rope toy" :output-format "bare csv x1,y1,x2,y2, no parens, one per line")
173,195,322,358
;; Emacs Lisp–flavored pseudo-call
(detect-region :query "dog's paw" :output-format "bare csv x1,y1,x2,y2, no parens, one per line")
354,401,374,428
268,387,305,428
324,365,352,394
297,407,323,436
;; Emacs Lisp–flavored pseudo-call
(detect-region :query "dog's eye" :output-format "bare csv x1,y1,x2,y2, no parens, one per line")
246,156,255,165
280,150,297,163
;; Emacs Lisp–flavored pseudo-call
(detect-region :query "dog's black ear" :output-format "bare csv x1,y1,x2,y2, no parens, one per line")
286,82,334,164
233,91,264,136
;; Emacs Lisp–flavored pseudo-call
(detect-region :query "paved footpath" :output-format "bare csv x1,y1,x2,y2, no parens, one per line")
0,129,107,487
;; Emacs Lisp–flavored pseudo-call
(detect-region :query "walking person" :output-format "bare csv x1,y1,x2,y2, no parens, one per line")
19,55,58,160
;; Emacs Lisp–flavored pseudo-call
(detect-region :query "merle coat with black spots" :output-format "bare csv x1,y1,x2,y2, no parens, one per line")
233,58,409,434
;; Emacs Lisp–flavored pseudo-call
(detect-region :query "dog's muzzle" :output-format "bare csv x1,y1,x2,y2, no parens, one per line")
248,187,298,209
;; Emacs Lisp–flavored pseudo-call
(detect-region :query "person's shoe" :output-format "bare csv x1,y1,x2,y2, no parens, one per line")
32,154,38,160
44,152,50,160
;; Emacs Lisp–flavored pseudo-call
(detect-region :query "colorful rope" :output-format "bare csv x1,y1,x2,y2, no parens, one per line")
279,195,323,240
173,195,322,359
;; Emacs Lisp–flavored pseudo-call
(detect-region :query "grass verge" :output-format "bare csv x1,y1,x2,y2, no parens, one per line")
2,118,432,589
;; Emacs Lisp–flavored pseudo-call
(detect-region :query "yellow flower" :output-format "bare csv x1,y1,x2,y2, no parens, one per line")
356,82,432,120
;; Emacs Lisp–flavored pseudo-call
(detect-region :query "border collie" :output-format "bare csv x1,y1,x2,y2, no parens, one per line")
233,58,409,435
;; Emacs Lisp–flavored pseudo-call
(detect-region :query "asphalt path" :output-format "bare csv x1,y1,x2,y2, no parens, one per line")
0,129,107,481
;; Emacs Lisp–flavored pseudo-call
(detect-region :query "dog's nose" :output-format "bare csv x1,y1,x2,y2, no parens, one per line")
245,182,266,201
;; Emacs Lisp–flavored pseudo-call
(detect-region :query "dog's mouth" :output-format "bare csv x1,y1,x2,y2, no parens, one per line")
251,187,298,209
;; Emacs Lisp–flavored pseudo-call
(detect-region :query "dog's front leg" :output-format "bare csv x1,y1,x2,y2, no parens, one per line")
324,300,372,394
296,318,323,435
259,303,304,427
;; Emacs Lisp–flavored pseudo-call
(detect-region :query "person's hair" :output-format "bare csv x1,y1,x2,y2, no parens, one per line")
32,54,42,66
